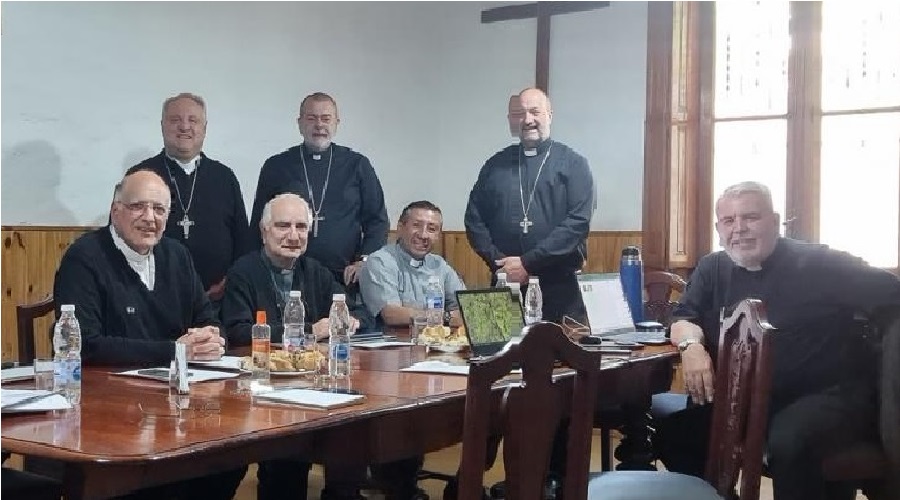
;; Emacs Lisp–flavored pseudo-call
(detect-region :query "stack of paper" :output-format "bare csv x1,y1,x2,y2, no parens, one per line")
399,360,471,375
254,388,365,409
1,366,35,384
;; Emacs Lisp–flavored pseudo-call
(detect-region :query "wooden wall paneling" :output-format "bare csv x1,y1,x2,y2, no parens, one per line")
584,231,644,274
2,227,89,362
0,228,642,360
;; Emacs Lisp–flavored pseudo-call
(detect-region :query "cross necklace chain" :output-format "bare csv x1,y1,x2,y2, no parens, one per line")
517,141,552,234
300,145,333,238
165,157,200,239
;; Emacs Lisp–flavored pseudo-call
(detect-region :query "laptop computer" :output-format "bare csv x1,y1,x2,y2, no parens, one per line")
455,288,525,357
577,273,667,345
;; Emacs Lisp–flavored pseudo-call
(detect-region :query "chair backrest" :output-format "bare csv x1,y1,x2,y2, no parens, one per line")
705,298,775,500
457,322,605,500
643,270,687,326
15,295,55,363
874,305,900,496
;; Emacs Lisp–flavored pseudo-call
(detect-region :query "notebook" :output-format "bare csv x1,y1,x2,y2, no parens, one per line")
576,273,667,344
455,288,525,357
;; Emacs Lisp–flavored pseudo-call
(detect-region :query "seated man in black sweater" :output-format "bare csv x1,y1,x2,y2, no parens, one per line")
655,181,900,500
53,169,245,500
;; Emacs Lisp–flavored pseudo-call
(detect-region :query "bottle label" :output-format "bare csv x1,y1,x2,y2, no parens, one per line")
70,362,81,383
427,296,444,309
331,343,350,361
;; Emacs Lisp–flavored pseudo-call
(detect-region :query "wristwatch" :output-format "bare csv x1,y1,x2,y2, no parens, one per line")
677,338,703,352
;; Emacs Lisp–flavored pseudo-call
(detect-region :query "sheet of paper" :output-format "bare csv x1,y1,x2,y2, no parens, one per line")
189,356,248,372
577,273,636,333
1,366,35,384
1,388,71,412
115,368,241,383
399,360,471,375
254,388,365,409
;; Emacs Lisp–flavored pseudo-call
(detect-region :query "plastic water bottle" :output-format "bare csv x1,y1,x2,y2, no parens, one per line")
424,275,445,328
328,294,351,379
509,282,523,305
54,304,82,404
283,291,305,352
620,246,644,324
495,271,509,289
524,277,543,325
251,310,271,383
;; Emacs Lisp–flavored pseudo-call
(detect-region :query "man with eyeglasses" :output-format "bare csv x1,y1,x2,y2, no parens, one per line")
129,92,252,309
249,92,388,326
52,168,246,499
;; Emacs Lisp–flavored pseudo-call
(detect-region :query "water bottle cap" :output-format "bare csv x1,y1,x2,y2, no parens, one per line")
256,310,267,324
497,272,507,279
509,282,521,289
332,293,346,301
289,290,302,298
621,246,640,257
528,277,539,284
61,304,75,312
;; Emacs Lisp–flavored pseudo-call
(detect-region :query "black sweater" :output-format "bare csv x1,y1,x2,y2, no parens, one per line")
130,152,253,289
53,227,217,365
222,251,371,346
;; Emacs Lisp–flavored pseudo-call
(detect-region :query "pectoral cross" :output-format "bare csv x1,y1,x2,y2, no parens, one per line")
520,216,533,234
311,213,325,237
177,214,194,239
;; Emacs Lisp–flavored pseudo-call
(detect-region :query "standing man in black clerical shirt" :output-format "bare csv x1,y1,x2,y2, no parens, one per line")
249,92,390,294
129,92,252,309
465,87,596,323
53,169,246,500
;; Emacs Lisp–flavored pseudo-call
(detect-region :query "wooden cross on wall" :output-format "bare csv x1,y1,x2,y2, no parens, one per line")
482,1,610,95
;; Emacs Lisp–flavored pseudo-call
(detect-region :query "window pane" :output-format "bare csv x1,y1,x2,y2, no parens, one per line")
820,113,899,268
714,2,790,118
712,120,788,249
822,3,900,111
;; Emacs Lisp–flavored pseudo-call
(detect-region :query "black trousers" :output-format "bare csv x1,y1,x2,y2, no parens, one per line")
257,459,368,500
531,273,587,325
112,466,247,500
653,382,876,500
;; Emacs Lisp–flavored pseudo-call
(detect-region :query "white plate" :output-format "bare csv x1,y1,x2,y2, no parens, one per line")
425,344,468,353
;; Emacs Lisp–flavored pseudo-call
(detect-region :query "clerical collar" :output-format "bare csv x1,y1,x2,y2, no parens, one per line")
522,138,552,157
164,152,201,175
395,242,427,269
302,142,332,161
261,249,295,275
109,225,155,290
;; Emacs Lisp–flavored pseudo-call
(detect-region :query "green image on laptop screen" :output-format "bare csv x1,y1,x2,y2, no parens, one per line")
457,290,525,345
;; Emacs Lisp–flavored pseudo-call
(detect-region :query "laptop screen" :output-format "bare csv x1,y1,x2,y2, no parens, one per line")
455,289,525,347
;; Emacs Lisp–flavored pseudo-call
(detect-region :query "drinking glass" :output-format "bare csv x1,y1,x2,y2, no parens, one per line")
33,358,54,391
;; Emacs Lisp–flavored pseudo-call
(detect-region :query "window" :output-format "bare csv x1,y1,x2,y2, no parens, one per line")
646,2,900,270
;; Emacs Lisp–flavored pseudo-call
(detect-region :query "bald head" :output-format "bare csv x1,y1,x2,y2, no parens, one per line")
110,170,171,255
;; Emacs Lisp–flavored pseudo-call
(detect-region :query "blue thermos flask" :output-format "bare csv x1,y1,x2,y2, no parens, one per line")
620,246,644,324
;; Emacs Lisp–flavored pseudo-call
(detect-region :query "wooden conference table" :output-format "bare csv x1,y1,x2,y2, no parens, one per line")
1,338,676,500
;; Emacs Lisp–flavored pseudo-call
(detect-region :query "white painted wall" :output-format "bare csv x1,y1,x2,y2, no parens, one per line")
1,1,647,230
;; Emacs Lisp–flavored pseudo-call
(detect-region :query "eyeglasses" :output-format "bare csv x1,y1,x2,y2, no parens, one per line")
119,201,169,217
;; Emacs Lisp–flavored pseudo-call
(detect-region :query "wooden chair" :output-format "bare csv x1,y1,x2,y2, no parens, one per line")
595,270,687,472
587,298,775,500
457,322,605,500
15,294,54,363
820,304,900,499
643,270,687,326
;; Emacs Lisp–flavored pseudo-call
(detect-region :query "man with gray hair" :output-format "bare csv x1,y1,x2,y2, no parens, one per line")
654,181,900,500
222,192,372,500
129,92,252,308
